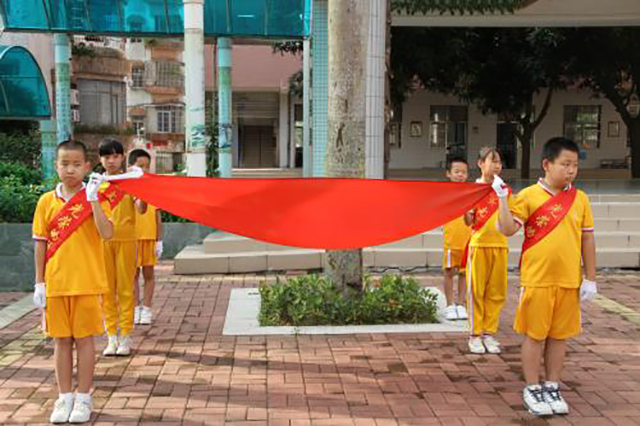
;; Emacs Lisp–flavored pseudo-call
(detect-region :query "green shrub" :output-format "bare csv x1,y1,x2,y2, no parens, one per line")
0,162,42,185
259,274,439,327
0,131,40,167
0,177,47,223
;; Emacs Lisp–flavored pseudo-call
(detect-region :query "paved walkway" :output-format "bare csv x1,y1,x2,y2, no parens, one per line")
1,264,639,425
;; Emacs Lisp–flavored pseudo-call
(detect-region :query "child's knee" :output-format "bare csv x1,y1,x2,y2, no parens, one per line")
55,337,73,347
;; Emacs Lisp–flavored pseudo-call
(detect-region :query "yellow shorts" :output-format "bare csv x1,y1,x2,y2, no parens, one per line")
45,295,105,339
443,248,465,272
137,240,157,267
514,286,581,341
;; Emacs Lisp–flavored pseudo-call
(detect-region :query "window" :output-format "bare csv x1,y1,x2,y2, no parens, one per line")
131,65,144,88
131,118,145,135
156,106,183,133
77,80,125,126
429,106,468,156
564,106,601,149
155,61,183,88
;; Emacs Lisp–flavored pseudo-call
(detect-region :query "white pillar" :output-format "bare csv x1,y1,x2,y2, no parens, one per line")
365,0,386,179
184,0,207,176
302,39,312,176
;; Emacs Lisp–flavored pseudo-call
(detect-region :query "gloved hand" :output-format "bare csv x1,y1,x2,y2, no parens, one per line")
580,279,598,302
33,283,46,308
492,175,509,198
86,173,105,202
155,240,164,259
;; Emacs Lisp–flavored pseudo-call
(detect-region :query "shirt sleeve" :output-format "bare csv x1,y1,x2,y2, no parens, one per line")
581,193,595,232
32,194,49,240
509,191,529,226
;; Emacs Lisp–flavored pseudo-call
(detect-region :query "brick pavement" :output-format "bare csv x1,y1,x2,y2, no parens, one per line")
0,263,639,425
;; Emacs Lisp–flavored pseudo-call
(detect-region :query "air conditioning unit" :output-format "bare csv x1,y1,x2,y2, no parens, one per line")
71,109,81,123
70,89,80,105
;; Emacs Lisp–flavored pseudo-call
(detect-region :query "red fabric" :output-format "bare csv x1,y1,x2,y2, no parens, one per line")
111,174,492,250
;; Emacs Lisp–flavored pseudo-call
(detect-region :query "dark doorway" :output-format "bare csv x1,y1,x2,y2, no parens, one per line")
239,125,276,168
497,122,518,169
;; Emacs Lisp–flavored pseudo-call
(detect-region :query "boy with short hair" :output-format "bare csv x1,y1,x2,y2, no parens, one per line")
99,138,146,356
496,137,597,416
128,149,163,325
32,140,113,423
442,157,471,320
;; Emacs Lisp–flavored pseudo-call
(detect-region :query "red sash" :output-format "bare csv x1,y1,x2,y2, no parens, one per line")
520,186,577,260
45,185,122,262
460,187,511,268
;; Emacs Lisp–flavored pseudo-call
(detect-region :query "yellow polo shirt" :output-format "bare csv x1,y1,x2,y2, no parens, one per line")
136,205,158,241
443,216,471,251
511,182,594,288
32,185,112,297
100,182,137,241
469,190,514,248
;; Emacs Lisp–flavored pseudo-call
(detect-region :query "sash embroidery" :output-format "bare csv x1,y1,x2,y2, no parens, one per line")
44,184,122,262
520,186,578,260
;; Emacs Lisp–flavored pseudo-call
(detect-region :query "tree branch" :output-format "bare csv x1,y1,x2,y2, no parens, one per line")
531,87,553,130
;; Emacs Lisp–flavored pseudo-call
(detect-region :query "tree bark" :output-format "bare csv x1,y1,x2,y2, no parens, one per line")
518,125,534,179
629,119,640,178
325,0,370,296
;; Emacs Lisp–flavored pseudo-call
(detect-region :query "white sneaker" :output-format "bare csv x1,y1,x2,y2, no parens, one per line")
50,393,74,424
102,335,118,356
542,382,569,415
139,306,152,325
68,393,92,423
468,336,486,354
116,335,132,356
456,304,468,320
443,305,458,321
134,306,141,325
523,385,553,416
482,335,501,354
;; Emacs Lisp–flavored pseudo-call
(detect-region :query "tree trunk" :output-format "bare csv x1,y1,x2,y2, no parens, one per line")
325,0,370,296
629,119,640,178
518,125,534,180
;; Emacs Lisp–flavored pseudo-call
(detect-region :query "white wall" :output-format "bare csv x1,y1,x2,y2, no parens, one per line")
391,88,630,170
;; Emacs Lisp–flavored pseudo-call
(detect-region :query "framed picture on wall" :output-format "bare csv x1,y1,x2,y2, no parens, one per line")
608,121,620,137
410,121,422,137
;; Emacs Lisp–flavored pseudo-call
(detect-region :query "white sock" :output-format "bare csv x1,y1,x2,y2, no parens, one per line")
75,392,91,404
60,392,74,405
544,381,559,389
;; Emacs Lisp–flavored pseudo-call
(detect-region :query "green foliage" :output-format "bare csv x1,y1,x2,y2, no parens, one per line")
259,275,438,327
0,162,41,185
160,210,191,223
0,131,41,168
0,177,47,223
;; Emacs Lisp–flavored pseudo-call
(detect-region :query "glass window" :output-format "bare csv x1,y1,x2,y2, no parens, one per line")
156,106,183,133
429,106,468,158
155,61,183,88
77,79,124,126
564,105,601,149
131,65,144,88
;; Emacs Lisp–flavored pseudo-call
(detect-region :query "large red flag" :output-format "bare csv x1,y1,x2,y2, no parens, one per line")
111,174,491,250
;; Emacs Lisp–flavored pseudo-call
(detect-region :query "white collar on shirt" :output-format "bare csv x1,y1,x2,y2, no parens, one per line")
55,182,86,202
537,178,571,195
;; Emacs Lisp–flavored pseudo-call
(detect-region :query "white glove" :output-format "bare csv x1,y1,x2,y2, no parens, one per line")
128,165,143,174
580,279,598,302
33,283,46,308
155,240,164,259
86,173,105,202
492,175,509,198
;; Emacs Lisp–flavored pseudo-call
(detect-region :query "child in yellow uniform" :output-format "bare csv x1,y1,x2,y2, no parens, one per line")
129,149,163,326
32,141,114,423
442,157,471,321
99,138,147,357
497,137,596,417
465,147,513,354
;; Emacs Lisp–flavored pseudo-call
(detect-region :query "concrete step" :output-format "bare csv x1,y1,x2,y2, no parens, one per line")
589,194,640,203
590,202,640,219
175,245,640,274
203,229,640,255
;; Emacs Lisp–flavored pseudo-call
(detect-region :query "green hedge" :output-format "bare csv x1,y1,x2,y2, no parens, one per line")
259,275,439,326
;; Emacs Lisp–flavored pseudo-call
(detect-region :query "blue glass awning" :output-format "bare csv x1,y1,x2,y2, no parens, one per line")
0,45,51,120
0,0,311,39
